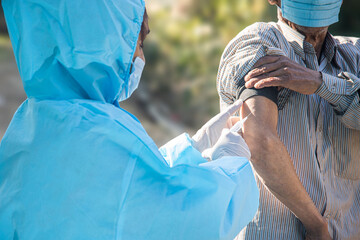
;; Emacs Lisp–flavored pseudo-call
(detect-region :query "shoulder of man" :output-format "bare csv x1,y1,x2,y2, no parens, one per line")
332,35,360,56
333,35,360,47
217,22,285,108
221,22,282,59
331,35,360,73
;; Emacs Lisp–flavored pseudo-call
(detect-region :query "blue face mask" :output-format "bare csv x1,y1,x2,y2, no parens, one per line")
119,57,145,101
281,0,342,28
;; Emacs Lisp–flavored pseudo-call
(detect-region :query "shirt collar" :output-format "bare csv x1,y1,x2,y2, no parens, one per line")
322,32,341,68
277,20,306,60
277,20,340,67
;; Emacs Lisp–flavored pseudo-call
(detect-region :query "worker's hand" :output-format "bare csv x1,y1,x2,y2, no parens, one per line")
244,55,323,95
305,218,332,240
192,100,243,153
202,128,251,161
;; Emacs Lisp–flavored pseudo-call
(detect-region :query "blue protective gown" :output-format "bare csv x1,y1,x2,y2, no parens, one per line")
0,0,259,239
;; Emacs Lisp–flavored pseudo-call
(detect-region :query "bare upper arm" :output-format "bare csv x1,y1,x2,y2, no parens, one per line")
240,96,279,161
241,96,278,132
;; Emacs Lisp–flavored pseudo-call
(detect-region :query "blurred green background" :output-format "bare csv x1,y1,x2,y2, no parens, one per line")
0,0,359,145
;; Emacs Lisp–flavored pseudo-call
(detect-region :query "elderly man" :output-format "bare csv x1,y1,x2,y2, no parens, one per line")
217,0,360,239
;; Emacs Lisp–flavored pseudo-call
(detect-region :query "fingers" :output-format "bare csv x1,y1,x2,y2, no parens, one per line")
253,77,284,89
244,55,290,89
230,120,244,133
227,116,241,128
253,55,282,69
245,59,285,81
245,68,286,89
224,99,243,116
213,100,242,128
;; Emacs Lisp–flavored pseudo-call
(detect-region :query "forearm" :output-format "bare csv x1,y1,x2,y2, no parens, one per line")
248,133,325,231
240,96,328,234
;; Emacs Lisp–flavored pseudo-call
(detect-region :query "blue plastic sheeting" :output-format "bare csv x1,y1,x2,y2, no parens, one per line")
0,0,259,239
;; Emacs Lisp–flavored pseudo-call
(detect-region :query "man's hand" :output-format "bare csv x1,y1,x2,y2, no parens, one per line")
305,218,332,240
244,55,323,95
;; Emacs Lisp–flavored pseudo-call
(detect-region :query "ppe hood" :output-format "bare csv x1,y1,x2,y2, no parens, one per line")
2,0,145,104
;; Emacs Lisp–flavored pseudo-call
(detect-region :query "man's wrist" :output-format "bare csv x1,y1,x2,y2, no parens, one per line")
312,71,323,93
303,214,328,234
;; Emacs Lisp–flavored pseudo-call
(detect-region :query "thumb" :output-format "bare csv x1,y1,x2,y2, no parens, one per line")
224,99,243,117
215,99,243,127
226,116,241,129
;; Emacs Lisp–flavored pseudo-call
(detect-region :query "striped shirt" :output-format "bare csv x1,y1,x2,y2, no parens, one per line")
217,20,360,240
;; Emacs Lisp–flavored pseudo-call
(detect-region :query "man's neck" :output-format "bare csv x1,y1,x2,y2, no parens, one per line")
279,17,328,60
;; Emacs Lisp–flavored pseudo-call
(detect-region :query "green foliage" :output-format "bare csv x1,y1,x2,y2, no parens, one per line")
144,0,271,128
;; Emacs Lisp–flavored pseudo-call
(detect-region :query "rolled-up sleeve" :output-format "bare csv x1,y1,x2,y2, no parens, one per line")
216,23,287,111
316,71,360,129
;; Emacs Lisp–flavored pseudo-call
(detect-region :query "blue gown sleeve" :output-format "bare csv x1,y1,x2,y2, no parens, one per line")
159,133,207,167
117,133,259,240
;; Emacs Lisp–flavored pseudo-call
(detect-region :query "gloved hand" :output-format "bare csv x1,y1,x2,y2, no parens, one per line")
202,128,251,161
192,100,243,153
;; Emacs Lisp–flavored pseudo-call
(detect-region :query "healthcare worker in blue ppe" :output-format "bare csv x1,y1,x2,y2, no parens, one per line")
0,0,260,239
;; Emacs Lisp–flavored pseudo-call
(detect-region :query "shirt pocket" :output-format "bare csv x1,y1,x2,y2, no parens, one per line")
330,121,360,180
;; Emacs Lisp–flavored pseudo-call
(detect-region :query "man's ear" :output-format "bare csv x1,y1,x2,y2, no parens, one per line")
268,0,281,7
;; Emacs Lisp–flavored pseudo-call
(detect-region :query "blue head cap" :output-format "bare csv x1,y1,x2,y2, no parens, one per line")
281,0,342,28
2,0,145,104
